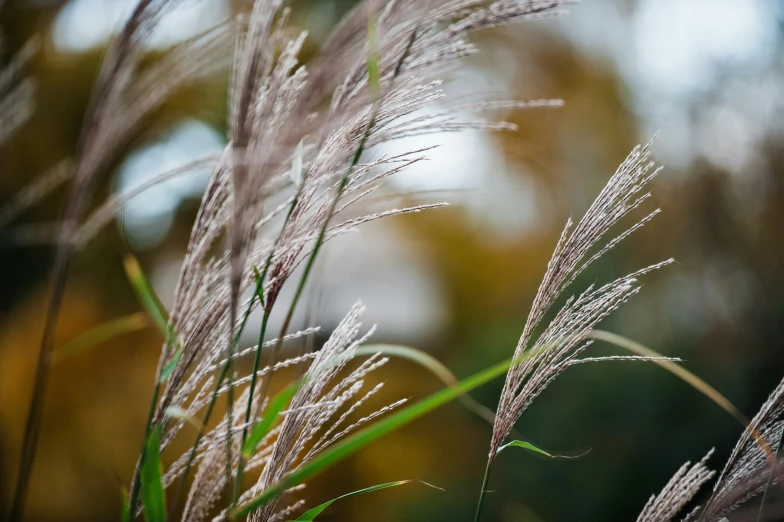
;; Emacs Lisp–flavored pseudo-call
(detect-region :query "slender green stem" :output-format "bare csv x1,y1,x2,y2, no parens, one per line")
172,182,302,512
236,123,373,504
127,377,163,518
232,307,271,504
254,169,350,399
224,332,236,493
224,244,249,478
233,187,303,504
167,351,235,517
224,198,268,497
474,458,495,522
123,250,182,519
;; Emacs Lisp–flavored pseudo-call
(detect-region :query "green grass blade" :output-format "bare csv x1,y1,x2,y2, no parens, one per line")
123,253,182,386
497,439,587,460
496,440,553,458
120,487,131,522
227,330,747,521
499,438,587,459
475,439,581,522
123,254,178,515
51,312,148,365
356,344,499,428
123,254,170,338
140,426,166,522
228,355,519,520
295,480,439,521
241,382,300,460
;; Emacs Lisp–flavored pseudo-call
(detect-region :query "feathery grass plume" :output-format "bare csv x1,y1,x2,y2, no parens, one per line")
636,451,715,522
219,0,571,329
58,3,231,238
490,138,670,458
473,138,672,520
223,0,312,482
2,0,568,516
635,375,784,522
180,383,260,522
9,0,783,519
694,376,784,521
136,0,569,493
174,303,400,522
242,303,404,522
220,0,569,422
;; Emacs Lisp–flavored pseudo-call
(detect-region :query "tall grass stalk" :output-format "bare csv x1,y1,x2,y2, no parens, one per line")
473,461,494,522
232,187,301,505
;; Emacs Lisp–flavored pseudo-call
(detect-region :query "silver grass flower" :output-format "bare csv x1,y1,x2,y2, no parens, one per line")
243,302,402,522
489,138,672,461
175,302,397,522
696,376,784,521
636,451,715,522
9,0,576,517
61,3,231,241
635,374,784,522
133,0,569,484
130,0,572,517
131,1,576,517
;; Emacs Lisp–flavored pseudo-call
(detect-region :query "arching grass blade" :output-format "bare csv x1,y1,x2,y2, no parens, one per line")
295,480,441,521
140,426,166,522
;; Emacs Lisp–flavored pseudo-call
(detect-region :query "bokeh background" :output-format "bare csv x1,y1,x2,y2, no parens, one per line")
2,0,784,520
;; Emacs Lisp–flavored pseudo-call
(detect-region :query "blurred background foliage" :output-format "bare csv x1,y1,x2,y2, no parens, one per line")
2,0,784,520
